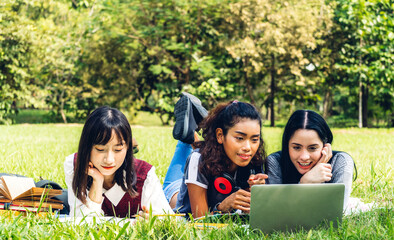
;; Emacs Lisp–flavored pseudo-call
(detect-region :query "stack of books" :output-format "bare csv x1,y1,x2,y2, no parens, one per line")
0,176,63,213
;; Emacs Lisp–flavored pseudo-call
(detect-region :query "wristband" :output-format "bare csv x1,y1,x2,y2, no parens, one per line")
212,202,222,213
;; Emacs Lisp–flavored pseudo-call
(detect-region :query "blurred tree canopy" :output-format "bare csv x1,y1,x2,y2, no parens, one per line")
0,0,392,126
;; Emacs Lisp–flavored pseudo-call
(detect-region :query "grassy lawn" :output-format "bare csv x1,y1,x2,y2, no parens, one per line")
0,124,392,239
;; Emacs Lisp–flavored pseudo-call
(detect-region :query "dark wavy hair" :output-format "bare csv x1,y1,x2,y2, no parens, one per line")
280,110,333,183
72,106,137,204
195,101,267,176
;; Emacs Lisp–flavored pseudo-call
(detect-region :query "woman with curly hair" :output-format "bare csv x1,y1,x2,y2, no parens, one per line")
166,100,268,218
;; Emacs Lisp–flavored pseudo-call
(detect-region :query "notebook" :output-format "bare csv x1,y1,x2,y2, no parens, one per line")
249,183,345,233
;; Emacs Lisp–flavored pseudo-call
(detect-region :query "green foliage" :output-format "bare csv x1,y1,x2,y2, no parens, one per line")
0,0,34,124
334,0,394,126
71,0,240,124
221,0,336,126
0,0,392,126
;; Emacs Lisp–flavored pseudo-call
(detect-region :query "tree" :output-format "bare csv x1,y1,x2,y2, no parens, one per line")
335,0,394,127
0,0,36,124
76,0,238,124
27,0,88,123
224,0,332,126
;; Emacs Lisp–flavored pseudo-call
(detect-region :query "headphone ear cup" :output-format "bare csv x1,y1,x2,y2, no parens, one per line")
213,173,236,195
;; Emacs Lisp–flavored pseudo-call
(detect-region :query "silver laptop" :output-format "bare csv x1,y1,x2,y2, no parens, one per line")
250,184,345,233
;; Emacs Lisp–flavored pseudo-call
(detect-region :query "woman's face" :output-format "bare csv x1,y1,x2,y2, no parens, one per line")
90,130,128,179
288,129,324,175
216,118,261,172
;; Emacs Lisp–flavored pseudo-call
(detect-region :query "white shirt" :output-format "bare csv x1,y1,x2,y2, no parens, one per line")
64,154,174,217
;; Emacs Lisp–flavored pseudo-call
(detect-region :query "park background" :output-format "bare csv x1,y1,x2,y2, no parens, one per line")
0,0,393,239
0,0,393,127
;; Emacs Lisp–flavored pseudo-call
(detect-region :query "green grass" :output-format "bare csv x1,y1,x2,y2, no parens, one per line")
0,125,392,239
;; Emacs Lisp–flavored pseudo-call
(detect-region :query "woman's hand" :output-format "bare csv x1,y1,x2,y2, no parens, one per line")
87,162,104,204
88,162,104,184
318,143,333,164
217,189,251,213
247,173,268,188
300,144,333,183
300,163,332,183
137,206,150,220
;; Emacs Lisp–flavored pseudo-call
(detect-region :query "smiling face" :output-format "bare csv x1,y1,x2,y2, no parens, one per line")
90,130,127,181
216,118,261,172
288,129,324,175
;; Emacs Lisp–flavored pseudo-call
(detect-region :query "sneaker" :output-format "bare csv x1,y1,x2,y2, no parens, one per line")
173,92,208,144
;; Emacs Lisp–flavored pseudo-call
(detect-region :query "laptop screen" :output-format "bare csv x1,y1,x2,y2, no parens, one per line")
250,183,345,233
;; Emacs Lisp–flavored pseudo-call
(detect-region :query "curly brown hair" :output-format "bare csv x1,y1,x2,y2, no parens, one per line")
194,101,267,176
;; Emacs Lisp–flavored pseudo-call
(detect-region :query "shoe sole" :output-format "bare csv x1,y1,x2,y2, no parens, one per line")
173,92,208,143
173,95,190,141
182,92,208,120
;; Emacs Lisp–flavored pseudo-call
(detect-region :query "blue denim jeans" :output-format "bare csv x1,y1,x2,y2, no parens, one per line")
163,141,192,202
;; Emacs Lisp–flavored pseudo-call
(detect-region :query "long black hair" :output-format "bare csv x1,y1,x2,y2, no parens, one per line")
72,106,137,204
280,110,333,183
195,101,267,176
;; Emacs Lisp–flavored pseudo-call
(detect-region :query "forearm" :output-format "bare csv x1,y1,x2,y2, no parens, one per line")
266,153,283,184
67,187,104,217
190,196,209,218
331,153,354,208
187,183,209,218
141,168,174,214
88,180,104,204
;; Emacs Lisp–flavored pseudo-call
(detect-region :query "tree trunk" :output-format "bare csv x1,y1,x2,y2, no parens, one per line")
158,113,167,126
60,89,67,124
358,80,363,128
362,82,368,127
244,57,256,106
358,38,367,128
265,107,269,122
323,88,332,119
270,54,276,127
391,112,394,127
359,81,369,128
289,100,295,117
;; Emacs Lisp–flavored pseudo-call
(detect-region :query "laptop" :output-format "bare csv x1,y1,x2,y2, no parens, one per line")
249,184,345,233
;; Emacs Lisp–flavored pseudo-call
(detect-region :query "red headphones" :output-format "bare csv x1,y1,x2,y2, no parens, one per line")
213,168,255,194
214,174,234,194
213,172,239,195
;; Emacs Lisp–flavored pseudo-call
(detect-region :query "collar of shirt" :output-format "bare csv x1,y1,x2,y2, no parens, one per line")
102,183,125,206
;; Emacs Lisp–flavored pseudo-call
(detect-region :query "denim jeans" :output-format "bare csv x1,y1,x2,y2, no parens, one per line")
162,141,192,202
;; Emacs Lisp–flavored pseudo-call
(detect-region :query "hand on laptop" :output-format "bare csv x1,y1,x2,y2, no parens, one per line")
217,189,251,213
248,173,268,188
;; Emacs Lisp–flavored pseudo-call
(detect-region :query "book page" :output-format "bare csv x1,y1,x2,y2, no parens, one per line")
16,187,62,200
0,182,11,199
1,176,35,200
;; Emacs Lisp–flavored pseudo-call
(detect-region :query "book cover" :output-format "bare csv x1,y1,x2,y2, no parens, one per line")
11,200,63,210
0,176,62,201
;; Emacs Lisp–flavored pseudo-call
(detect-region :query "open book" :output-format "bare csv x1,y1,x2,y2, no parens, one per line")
0,176,63,210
